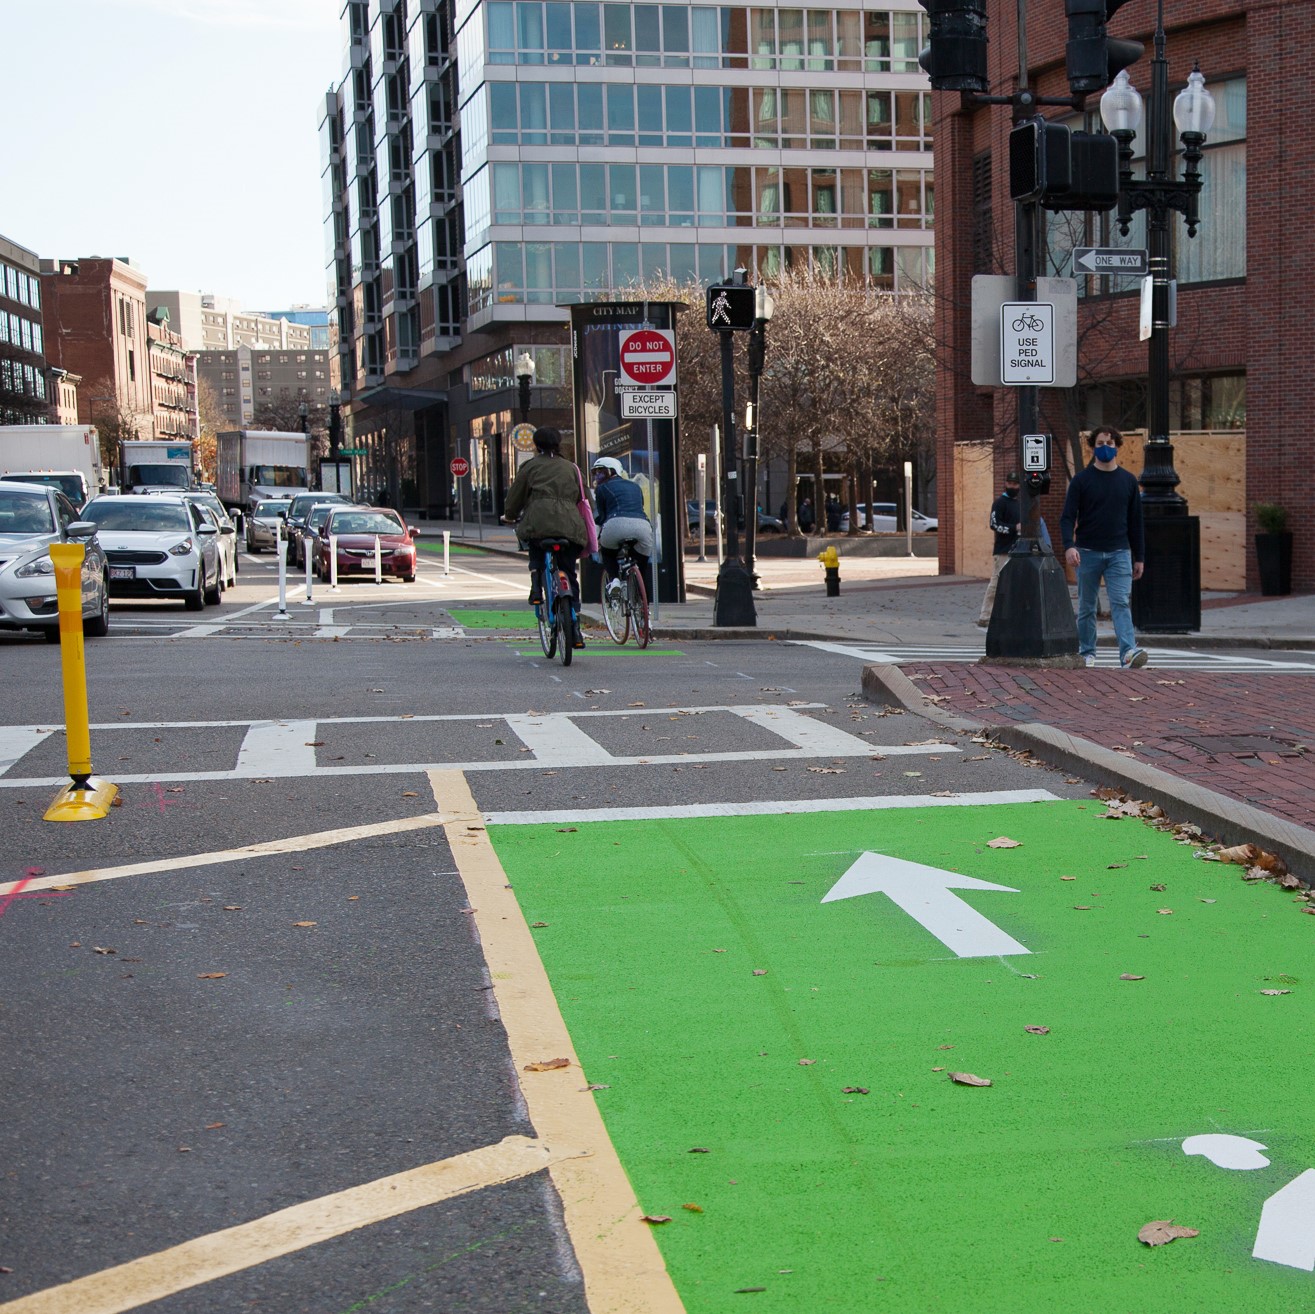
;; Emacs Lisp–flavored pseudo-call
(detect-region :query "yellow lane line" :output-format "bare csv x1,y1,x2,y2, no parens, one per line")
428,768,684,1314
0,1136,571,1314
0,814,445,896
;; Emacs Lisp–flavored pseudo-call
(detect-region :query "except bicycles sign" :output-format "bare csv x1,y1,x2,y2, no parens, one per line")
618,329,676,387
1000,302,1055,386
450,456,470,477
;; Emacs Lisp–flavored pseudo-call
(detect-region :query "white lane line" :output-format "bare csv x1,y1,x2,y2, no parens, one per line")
0,813,447,896
484,789,1060,825
505,713,616,765
0,727,54,777
0,1136,567,1314
172,623,226,639
0,743,962,789
733,705,908,756
234,720,319,776
432,626,465,638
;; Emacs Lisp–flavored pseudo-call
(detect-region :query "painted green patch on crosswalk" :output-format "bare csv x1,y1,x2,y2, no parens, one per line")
447,608,537,630
490,801,1315,1312
417,540,488,555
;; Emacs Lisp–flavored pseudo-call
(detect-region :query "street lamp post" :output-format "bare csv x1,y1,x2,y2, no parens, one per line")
1100,3,1215,632
515,351,535,425
743,284,774,589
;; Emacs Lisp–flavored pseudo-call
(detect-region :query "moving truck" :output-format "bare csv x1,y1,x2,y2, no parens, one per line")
216,430,311,513
0,424,106,508
120,439,195,494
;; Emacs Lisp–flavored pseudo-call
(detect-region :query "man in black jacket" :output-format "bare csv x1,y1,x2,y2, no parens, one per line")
1060,426,1147,669
977,471,1021,627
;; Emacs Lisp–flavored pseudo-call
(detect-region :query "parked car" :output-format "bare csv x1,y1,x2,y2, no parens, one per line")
0,481,109,642
841,503,939,533
245,498,292,553
283,491,353,563
314,507,417,582
179,492,238,588
80,493,222,611
686,500,784,535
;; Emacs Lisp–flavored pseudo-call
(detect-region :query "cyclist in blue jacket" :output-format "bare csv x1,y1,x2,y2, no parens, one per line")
591,457,653,600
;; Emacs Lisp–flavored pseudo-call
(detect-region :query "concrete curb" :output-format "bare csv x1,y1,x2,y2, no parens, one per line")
859,663,1315,885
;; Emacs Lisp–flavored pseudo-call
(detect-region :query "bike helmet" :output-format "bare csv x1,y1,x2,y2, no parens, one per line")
591,457,624,479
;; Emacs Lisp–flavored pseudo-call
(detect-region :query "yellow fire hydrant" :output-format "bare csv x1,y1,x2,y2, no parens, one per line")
818,545,840,597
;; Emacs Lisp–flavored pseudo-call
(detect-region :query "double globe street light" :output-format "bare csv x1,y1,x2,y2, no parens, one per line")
1098,8,1216,634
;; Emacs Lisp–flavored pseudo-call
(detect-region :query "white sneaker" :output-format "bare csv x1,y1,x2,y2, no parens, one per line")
1082,654,1096,668
1122,647,1149,669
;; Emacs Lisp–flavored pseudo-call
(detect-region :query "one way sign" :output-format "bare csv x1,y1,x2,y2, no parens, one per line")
1073,247,1149,277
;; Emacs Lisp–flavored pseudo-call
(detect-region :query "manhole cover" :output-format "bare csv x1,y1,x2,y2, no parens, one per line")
1184,734,1304,757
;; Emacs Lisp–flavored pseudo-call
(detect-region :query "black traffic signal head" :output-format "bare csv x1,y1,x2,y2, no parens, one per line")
1041,132,1120,212
1064,0,1143,95
917,0,989,94
1010,118,1070,202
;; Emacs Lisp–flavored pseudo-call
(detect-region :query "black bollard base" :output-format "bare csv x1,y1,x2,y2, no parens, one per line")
985,549,1078,662
1132,514,1200,633
713,557,758,627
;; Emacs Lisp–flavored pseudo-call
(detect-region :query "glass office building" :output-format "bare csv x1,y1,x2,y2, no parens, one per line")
320,0,934,512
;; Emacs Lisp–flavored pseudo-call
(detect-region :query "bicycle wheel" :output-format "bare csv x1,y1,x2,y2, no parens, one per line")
601,568,629,644
557,599,574,666
629,565,650,648
537,563,556,658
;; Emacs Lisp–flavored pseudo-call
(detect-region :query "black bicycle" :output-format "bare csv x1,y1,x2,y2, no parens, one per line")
600,538,650,648
536,540,578,666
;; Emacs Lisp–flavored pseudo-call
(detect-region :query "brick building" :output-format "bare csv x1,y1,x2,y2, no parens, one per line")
930,0,1309,593
146,307,198,441
41,256,153,439
0,234,52,424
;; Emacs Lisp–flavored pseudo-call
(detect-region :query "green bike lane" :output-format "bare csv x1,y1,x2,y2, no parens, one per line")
483,795,1315,1313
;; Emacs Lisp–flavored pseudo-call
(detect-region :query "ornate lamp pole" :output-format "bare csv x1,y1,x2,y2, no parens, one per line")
1099,2,1215,632
515,351,536,425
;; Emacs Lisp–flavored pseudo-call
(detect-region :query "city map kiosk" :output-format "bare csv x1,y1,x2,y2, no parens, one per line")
569,301,684,604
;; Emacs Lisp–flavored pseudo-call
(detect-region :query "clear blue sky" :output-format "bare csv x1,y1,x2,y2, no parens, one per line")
4,0,341,310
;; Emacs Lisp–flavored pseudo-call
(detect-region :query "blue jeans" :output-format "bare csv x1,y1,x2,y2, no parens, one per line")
1076,548,1138,661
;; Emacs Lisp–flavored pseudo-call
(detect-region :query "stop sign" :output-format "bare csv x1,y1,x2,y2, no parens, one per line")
450,456,470,477
618,329,676,386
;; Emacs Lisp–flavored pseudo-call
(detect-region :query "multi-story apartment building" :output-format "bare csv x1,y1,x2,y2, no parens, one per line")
197,345,333,428
50,368,82,424
146,308,199,441
321,0,936,512
148,290,318,354
41,256,153,438
257,306,332,350
0,235,52,425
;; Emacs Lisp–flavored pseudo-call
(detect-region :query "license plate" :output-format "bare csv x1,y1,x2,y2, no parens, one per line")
110,566,136,581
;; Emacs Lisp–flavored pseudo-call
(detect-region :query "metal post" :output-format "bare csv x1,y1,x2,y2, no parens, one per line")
697,454,707,562
712,428,723,567
302,532,315,604
329,534,340,591
646,415,659,624
443,529,451,576
904,460,914,558
374,535,382,584
274,520,290,620
712,330,756,626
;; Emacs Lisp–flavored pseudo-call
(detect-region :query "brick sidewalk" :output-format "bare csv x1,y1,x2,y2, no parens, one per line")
905,665,1315,829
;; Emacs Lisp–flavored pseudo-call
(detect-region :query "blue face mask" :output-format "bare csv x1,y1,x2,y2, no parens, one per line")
1094,444,1118,463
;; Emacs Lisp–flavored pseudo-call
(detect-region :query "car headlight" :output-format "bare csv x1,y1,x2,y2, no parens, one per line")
168,538,196,556
15,556,55,578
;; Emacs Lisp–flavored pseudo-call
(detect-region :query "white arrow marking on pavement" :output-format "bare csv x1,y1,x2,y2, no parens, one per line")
821,852,1030,958
1254,1169,1315,1270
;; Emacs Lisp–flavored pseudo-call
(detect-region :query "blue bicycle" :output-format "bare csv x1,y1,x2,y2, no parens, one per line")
535,540,578,666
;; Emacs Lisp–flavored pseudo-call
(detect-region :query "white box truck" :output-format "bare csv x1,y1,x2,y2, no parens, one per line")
119,439,195,495
0,424,106,508
216,430,311,514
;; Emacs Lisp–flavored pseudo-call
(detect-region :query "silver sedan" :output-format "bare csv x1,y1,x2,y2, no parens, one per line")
245,498,292,553
0,482,110,643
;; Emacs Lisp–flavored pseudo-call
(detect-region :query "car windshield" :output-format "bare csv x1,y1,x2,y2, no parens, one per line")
307,504,338,529
192,495,228,521
255,501,291,517
0,489,54,535
329,511,405,536
84,499,191,533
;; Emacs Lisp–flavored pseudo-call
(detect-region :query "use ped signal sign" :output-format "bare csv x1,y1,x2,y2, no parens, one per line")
1000,303,1055,386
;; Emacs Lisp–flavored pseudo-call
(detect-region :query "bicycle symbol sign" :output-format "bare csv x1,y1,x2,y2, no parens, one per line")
1000,302,1055,386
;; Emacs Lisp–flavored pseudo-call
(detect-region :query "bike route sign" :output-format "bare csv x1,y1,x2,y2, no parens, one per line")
1000,302,1055,386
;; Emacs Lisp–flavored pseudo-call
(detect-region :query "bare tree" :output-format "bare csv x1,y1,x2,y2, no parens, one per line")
84,379,145,478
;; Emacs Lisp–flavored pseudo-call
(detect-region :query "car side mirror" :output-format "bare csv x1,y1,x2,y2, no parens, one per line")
197,523,218,536
67,521,97,539
220,524,236,535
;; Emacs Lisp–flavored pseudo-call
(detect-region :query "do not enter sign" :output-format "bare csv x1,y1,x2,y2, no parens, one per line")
450,456,470,478
619,329,676,387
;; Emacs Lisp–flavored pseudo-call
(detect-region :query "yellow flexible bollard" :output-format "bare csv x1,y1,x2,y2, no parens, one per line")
43,543,118,821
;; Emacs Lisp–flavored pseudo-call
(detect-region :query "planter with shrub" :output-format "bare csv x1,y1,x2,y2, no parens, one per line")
1254,503,1292,597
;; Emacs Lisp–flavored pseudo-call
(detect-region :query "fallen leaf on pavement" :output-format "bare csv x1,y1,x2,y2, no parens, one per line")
197,973,227,979
987,837,1021,849
949,1072,992,1087
842,1086,870,1094
92,946,116,955
798,1058,816,1066
291,921,317,928
752,969,768,976
641,1215,672,1225
524,1057,571,1072
223,905,242,912
1024,1025,1050,1035
1216,843,1258,865
1260,989,1292,996
1119,974,1145,981
682,1203,704,1213
1139,1220,1199,1247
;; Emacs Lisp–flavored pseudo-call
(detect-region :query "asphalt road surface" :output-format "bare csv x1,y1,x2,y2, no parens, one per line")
1,547,1308,1314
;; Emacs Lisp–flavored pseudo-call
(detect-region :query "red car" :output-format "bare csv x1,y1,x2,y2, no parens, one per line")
314,507,417,582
